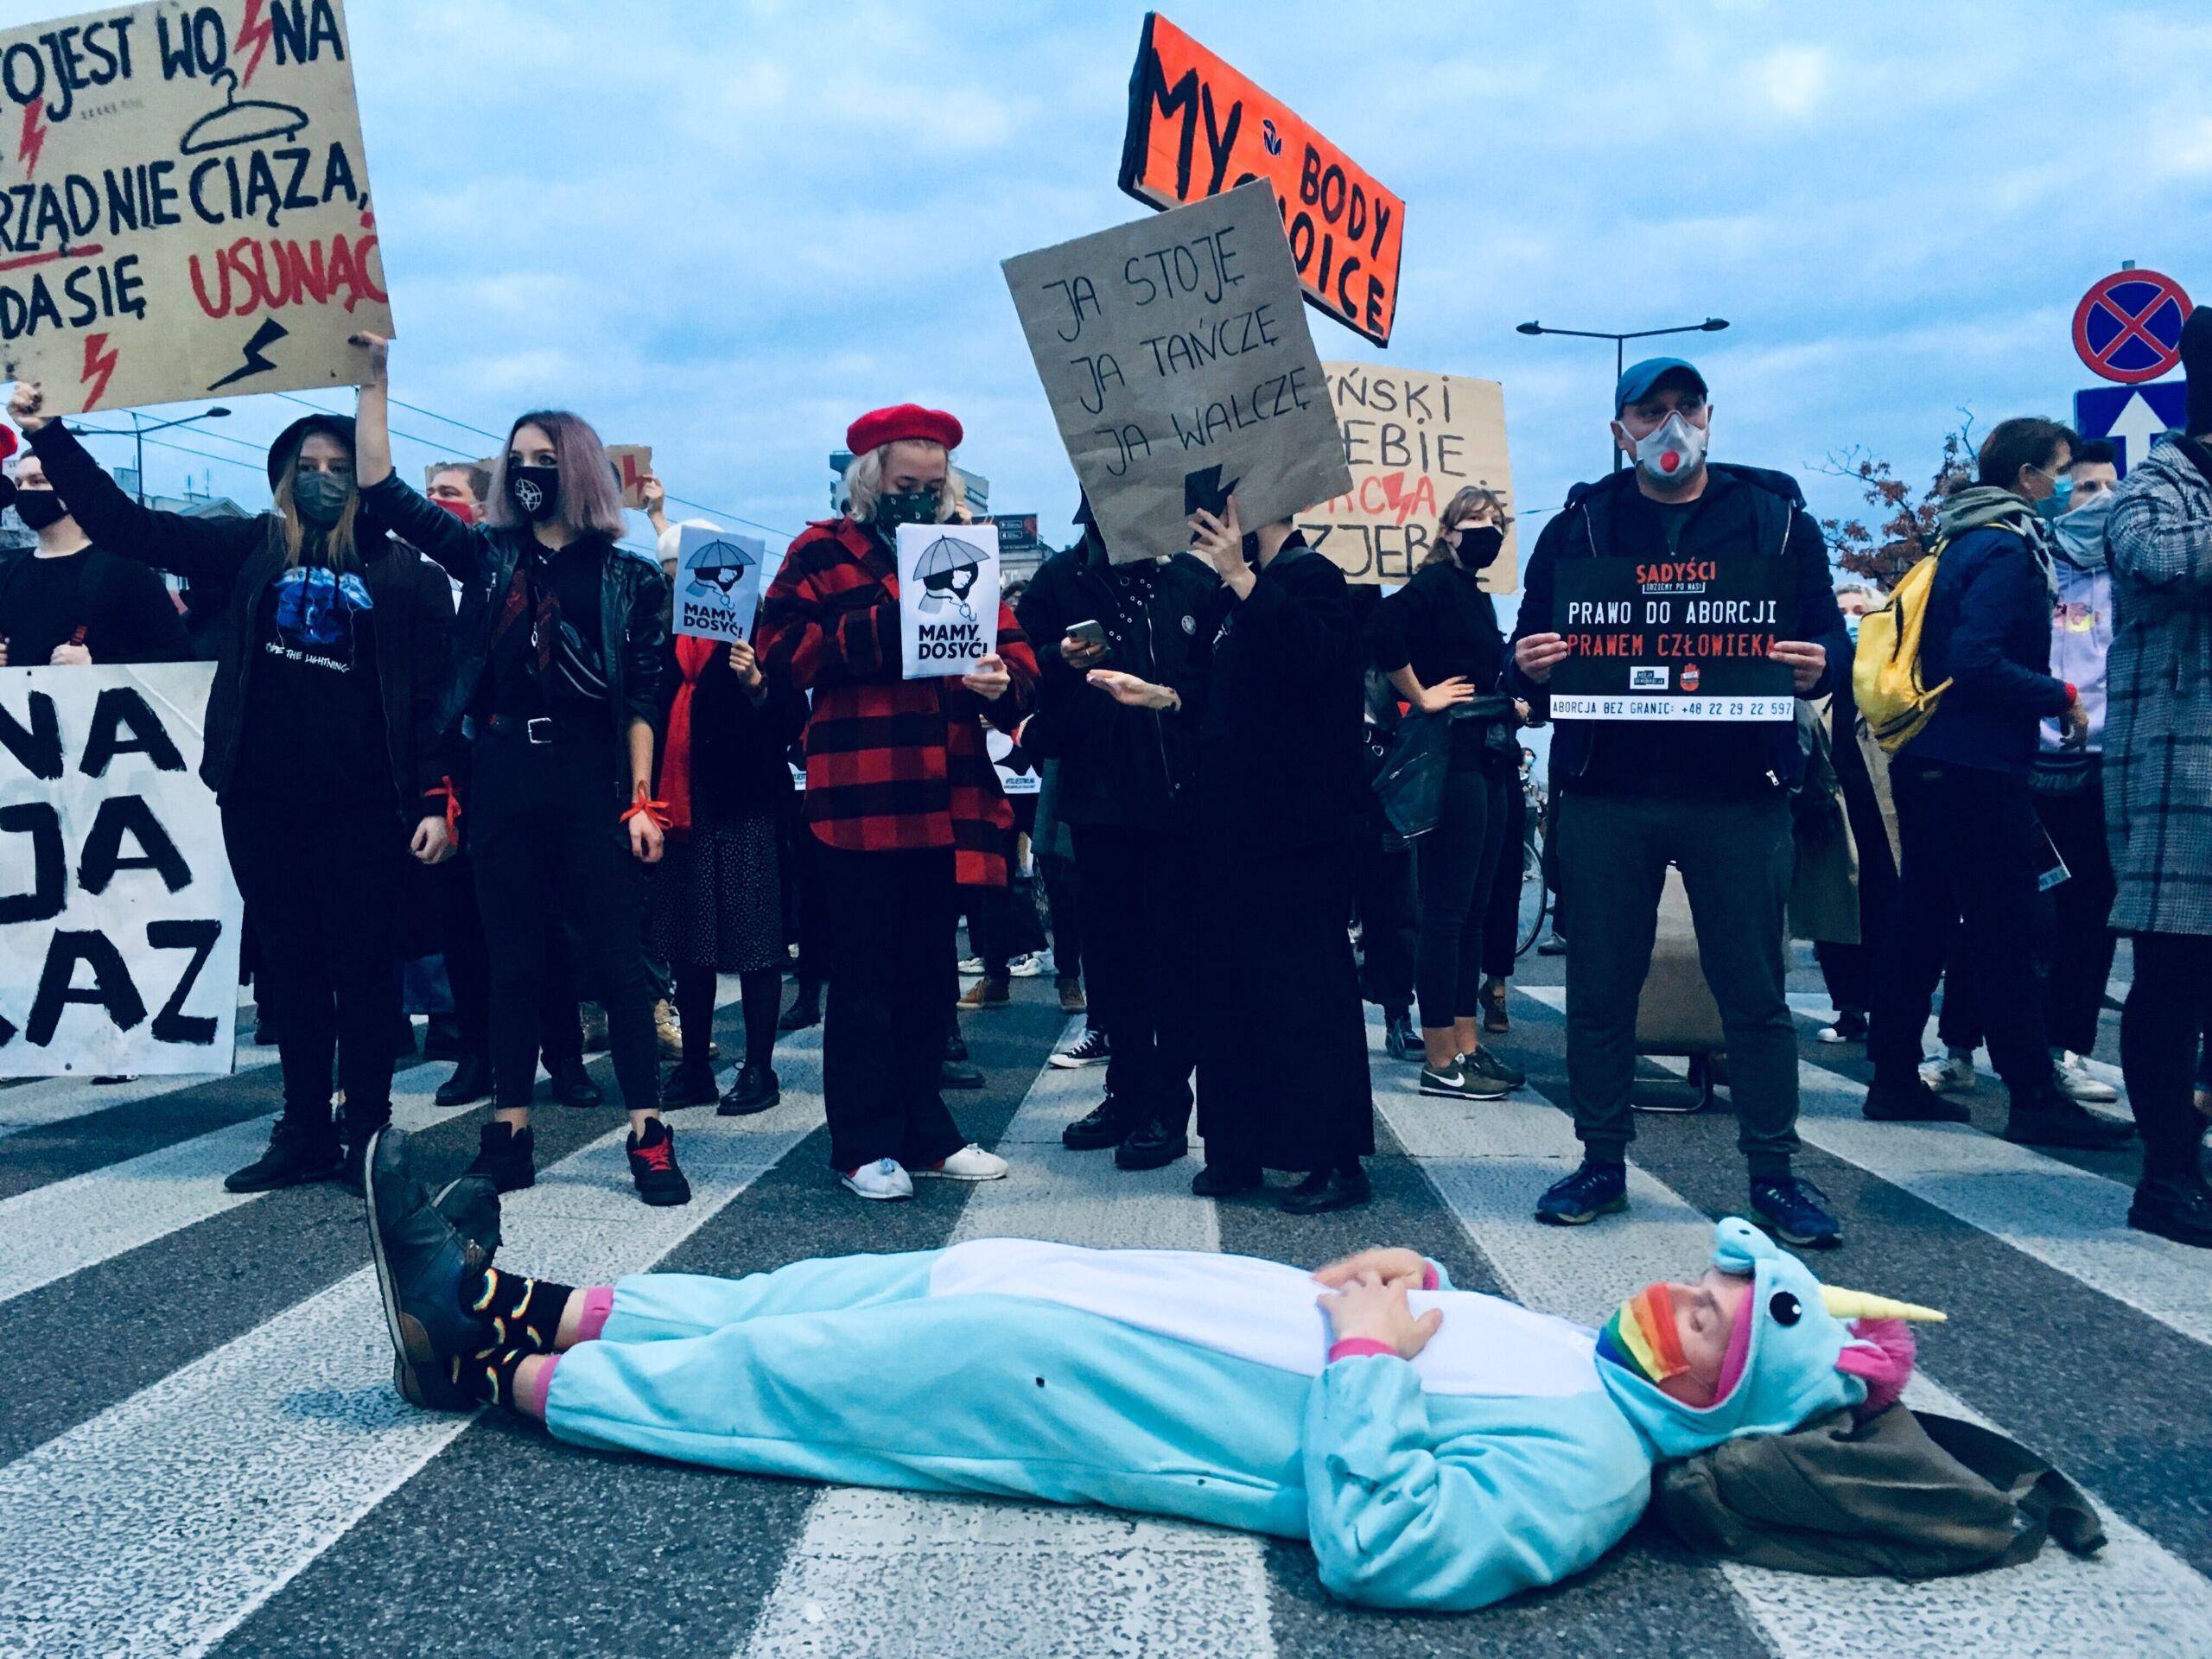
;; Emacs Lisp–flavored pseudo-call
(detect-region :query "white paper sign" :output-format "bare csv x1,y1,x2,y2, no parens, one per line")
673,525,766,643
897,524,1000,680
0,664,243,1077
988,728,1039,797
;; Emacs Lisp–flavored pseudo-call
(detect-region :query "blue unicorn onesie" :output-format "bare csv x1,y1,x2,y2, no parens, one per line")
527,1220,1935,1611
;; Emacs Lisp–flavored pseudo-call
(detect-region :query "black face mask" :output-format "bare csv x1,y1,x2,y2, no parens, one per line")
1454,524,1505,571
508,465,561,522
14,491,69,532
292,469,354,531
872,489,941,531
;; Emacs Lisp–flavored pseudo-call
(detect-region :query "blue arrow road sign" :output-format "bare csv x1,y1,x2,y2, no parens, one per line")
2075,381,2189,475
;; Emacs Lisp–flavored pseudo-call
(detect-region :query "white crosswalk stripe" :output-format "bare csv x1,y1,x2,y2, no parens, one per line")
740,1022,1277,1659
0,1023,822,1659
0,1046,276,1142
1371,1008,2212,1658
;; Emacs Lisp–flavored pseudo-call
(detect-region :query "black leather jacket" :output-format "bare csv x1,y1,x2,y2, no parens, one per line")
362,474,667,745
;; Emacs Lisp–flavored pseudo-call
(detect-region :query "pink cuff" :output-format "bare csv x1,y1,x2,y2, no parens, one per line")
524,1353,558,1420
1421,1262,1440,1292
1328,1338,1397,1363
574,1286,615,1344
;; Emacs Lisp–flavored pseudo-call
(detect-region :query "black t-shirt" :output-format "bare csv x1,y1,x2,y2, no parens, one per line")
1653,500,1695,553
0,548,92,664
232,560,393,806
477,541,610,721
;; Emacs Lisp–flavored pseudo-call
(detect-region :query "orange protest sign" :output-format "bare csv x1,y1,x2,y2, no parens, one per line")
1118,13,1405,347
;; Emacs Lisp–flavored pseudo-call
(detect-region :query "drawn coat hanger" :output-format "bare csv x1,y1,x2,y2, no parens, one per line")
179,70,311,156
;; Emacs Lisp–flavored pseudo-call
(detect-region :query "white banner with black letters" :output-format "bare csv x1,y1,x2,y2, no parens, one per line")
0,664,242,1078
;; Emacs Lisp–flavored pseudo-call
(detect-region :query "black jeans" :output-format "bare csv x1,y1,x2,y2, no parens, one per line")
1481,779,1527,981
1354,824,1417,1014
2036,773,2118,1057
469,728,658,1116
1071,823,1200,1130
819,844,966,1172
1557,790,1800,1178
438,850,582,1065
222,793,404,1134
2122,932,2212,1182
1871,760,2053,1099
1038,850,1083,982
1413,755,1508,1031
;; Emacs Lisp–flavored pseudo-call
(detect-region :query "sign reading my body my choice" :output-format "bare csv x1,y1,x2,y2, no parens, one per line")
1548,558,1796,721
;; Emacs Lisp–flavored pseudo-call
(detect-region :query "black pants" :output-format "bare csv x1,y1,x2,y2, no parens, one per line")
1871,761,2054,1099
1557,791,1799,1178
1413,757,1508,1031
2036,775,2118,1057
1038,850,1084,983
469,730,658,1116
819,844,966,1172
784,785,829,988
438,851,582,1065
1072,823,1200,1130
964,801,1045,974
673,963,779,1076
1354,823,1417,1015
1481,780,1526,981
222,793,404,1134
2123,933,2212,1183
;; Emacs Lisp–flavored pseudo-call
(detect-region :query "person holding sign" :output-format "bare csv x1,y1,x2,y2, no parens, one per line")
9,381,458,1197
649,512,804,1117
1504,359,1849,1247
1187,497,1375,1213
756,405,1036,1202
349,334,693,1211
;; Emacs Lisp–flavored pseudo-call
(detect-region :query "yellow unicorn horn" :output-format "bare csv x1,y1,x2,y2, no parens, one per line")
1821,1286,1946,1324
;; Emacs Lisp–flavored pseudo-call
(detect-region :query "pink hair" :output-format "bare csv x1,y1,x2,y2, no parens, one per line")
1836,1318,1917,1419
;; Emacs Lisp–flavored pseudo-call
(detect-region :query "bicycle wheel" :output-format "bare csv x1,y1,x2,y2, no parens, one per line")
1516,821,1548,958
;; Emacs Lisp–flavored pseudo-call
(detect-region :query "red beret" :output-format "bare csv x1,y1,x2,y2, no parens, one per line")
846,404,963,456
0,426,16,462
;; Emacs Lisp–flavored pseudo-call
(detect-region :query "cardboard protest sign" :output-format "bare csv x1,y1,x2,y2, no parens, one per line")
1003,181,1351,567
1119,13,1405,346
0,0,391,415
0,663,242,1076
672,524,765,643
897,523,999,679
987,728,1039,797
1298,362,1519,591
1548,558,1796,721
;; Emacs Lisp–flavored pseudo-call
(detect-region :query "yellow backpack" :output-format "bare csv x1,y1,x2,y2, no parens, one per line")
1853,545,1954,753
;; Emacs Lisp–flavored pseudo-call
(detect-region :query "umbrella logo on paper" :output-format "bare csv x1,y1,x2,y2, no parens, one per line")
684,537,760,600
916,535,986,622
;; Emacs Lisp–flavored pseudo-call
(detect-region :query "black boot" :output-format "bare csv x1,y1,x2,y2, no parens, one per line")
1863,1076,1969,1123
778,981,822,1033
464,1121,536,1193
336,1106,394,1197
2004,1090,2136,1150
940,1027,983,1090
718,1063,780,1116
548,1055,602,1109
435,1049,493,1107
1062,1096,1136,1151
1191,1161,1263,1198
225,1113,341,1192
2128,1174,2212,1248
423,1014,465,1064
626,1117,692,1207
659,1061,718,1109
1116,1116,1189,1172
1281,1162,1373,1215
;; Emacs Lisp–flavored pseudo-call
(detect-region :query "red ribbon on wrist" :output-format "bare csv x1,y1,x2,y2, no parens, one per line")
423,775,462,848
620,782,671,830
2064,683,2079,704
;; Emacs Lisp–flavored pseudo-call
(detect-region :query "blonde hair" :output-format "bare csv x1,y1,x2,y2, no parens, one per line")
841,442,967,524
484,410,628,540
1421,486,1511,570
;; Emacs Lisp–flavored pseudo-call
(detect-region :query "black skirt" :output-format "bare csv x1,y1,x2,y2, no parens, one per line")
646,811,784,974
1197,837,1374,1172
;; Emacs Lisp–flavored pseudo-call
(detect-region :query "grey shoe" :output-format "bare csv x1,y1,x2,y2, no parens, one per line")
364,1129,492,1410
1419,1062,1511,1101
1461,1046,1525,1090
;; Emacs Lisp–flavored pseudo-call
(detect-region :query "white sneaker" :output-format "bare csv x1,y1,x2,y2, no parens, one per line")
2052,1050,2120,1104
956,957,986,978
841,1158,914,1201
1007,952,1046,979
913,1143,1009,1181
1918,1053,1977,1095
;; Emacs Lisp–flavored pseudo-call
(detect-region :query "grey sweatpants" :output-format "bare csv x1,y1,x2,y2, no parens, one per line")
1555,791,1800,1179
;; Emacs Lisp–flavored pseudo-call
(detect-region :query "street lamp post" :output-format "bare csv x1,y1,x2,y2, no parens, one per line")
70,408,235,503
1516,318,1729,471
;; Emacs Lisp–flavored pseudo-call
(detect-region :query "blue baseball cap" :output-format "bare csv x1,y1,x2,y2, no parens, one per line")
1615,357,1708,415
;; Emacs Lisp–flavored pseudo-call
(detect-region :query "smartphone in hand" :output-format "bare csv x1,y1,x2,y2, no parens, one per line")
1065,620,1109,652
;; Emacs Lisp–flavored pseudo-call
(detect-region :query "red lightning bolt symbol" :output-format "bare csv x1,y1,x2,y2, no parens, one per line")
1377,471,1418,525
238,0,274,86
17,103,47,179
80,332,120,410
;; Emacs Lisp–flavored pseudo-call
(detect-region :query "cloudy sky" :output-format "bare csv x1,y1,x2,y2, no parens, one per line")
82,0,2212,585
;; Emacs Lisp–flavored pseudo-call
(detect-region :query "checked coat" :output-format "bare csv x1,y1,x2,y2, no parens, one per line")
758,516,1037,887
2104,439,2212,937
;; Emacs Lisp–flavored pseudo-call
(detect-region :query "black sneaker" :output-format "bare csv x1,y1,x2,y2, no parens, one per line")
363,1128,489,1411
465,1121,536,1193
1116,1117,1189,1171
548,1055,602,1109
1863,1077,1970,1123
1463,1046,1525,1090
718,1063,781,1116
2127,1175,2212,1248
1383,1011,1422,1064
659,1062,717,1109
945,1030,972,1064
224,1116,341,1193
1535,1160,1627,1226
1191,1161,1263,1198
2004,1091,2136,1150
1062,1096,1137,1151
940,1056,985,1090
627,1118,692,1206
435,1050,493,1107
1049,1028,1111,1070
1420,1061,1510,1102
1282,1164,1372,1214
1750,1174,1842,1249
778,982,822,1033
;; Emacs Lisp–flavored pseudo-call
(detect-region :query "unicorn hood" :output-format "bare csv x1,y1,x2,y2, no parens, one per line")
1596,1219,1942,1461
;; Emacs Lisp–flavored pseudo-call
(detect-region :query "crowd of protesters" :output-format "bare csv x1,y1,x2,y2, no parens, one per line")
4,313,2208,1246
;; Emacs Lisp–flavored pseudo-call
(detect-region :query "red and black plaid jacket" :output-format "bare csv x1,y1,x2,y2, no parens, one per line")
758,517,1038,887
